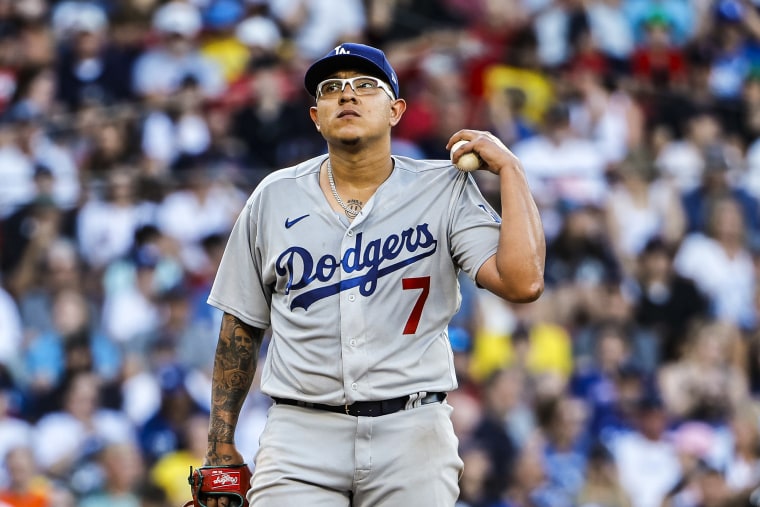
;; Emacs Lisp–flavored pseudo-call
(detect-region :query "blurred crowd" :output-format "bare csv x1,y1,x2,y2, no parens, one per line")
5,0,760,506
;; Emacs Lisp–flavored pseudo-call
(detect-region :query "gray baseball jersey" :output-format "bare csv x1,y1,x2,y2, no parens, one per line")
207,154,501,405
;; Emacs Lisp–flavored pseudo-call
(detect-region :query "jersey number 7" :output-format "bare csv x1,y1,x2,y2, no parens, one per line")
402,276,430,335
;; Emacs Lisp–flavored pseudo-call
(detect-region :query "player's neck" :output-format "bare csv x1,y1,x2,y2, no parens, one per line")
327,151,394,190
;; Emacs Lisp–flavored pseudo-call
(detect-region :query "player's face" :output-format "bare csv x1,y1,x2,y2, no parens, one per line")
309,70,406,147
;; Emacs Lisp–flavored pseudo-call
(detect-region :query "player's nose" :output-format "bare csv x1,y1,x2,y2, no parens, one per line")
338,82,358,101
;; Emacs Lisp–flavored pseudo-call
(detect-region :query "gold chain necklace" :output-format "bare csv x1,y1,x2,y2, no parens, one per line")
327,161,361,219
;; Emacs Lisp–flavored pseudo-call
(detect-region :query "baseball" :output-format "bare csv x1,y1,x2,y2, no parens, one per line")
450,140,481,172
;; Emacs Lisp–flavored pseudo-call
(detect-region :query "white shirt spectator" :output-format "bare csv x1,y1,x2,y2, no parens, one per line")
77,201,155,269
132,49,224,99
157,183,245,271
269,0,366,59
606,179,681,258
101,282,161,346
609,430,681,507
533,4,571,68
0,390,32,480
33,372,136,472
674,233,756,329
571,89,638,166
512,135,608,207
741,137,760,200
587,0,635,60
0,134,80,217
33,409,136,471
141,110,211,166
655,140,704,192
0,286,22,366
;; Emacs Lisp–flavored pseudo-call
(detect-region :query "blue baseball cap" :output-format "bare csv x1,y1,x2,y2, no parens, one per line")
304,43,400,99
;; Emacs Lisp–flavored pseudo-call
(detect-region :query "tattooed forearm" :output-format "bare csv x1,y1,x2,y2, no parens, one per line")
207,313,264,460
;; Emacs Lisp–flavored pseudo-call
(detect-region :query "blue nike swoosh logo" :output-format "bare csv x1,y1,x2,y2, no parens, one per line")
285,214,310,228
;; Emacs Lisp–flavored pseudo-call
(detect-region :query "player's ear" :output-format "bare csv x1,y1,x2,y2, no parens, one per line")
309,106,321,131
389,98,406,127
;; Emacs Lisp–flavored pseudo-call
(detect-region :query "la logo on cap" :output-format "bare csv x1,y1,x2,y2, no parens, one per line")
334,45,350,55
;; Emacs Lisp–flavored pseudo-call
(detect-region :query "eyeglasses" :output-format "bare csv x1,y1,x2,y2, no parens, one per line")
316,76,395,100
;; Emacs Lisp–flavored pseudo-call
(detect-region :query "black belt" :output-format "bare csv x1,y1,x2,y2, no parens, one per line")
273,392,446,417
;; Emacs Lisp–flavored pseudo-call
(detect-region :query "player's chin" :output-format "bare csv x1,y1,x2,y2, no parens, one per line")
338,136,362,146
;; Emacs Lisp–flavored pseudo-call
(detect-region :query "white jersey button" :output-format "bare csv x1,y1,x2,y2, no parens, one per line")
347,230,354,237
349,339,357,346
348,294,356,302
351,382,358,390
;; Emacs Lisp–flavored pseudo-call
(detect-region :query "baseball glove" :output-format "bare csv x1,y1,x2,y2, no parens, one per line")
183,464,252,507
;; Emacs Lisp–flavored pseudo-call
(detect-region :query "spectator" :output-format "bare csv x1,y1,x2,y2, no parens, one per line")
631,237,709,364
0,445,52,507
682,143,760,248
469,368,525,503
570,322,642,435
13,238,83,339
603,149,685,274
140,75,211,174
100,244,163,348
149,412,209,505
32,371,136,480
586,0,636,70
537,394,590,504
230,55,323,171
608,395,681,507
131,1,224,101
469,293,573,389
569,68,644,168
576,441,631,507
22,287,121,409
76,168,154,270
0,282,22,367
53,2,134,111
233,14,282,67
499,438,573,507
0,97,80,218
155,160,245,274
271,0,366,60
78,441,145,507
76,108,137,184
655,108,722,192
137,363,207,466
456,443,493,507
531,0,589,69
197,0,248,84
629,12,688,93
0,369,32,475
544,203,621,318
674,196,757,329
658,319,748,424
724,406,760,495
512,103,608,214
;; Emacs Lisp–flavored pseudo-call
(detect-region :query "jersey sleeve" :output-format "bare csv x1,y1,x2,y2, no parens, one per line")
448,172,501,281
207,197,272,329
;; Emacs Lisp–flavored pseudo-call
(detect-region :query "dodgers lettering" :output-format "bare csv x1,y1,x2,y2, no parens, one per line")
275,224,438,310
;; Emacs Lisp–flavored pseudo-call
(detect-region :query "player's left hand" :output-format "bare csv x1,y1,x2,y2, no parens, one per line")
187,464,252,507
446,129,521,176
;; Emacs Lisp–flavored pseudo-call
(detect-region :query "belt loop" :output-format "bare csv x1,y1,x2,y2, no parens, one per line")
406,391,426,410
345,403,350,415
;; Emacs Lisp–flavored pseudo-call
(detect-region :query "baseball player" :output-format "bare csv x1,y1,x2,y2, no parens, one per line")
198,43,545,507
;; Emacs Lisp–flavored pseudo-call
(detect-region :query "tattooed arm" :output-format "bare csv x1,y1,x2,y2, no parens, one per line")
205,312,265,466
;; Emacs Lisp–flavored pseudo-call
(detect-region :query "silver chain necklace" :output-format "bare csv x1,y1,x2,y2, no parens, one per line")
327,161,361,219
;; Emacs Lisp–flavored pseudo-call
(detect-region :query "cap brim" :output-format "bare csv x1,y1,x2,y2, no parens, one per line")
304,55,390,97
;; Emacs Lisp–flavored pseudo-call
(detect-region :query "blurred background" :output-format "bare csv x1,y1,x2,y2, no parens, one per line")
3,0,760,506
